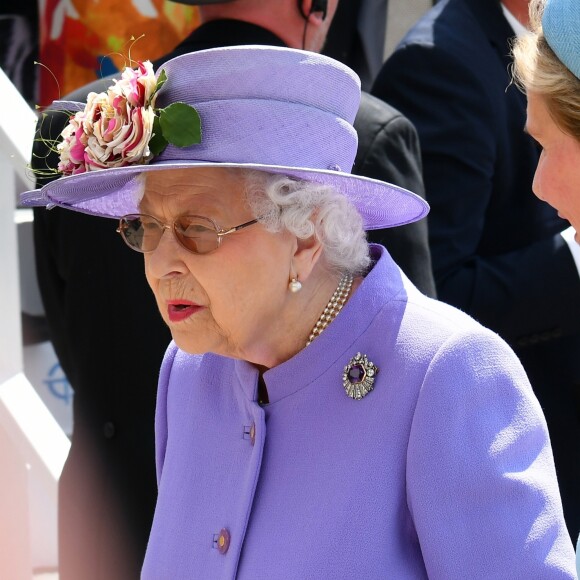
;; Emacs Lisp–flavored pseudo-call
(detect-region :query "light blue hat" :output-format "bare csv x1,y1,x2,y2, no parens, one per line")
543,0,580,79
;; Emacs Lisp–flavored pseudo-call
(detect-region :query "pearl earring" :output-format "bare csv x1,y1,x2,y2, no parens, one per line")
288,277,302,293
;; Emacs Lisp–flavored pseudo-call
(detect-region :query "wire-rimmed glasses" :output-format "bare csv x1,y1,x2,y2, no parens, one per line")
117,214,259,254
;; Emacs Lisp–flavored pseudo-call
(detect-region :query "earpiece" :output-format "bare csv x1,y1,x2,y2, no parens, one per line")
299,0,328,21
311,0,328,20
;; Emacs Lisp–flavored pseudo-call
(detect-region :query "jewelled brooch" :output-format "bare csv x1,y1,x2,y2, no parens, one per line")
342,352,379,400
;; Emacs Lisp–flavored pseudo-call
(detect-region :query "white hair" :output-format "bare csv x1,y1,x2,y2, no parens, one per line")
242,170,370,275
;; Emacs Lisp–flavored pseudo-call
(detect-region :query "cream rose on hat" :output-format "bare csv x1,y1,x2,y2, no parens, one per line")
56,61,201,175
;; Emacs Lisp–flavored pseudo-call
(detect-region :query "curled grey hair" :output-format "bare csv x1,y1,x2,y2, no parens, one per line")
242,170,370,276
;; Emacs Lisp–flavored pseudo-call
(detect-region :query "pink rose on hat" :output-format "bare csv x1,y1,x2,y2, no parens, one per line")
116,60,158,108
57,61,201,176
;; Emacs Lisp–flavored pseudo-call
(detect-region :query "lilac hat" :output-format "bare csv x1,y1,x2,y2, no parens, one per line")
21,45,428,229
543,0,580,80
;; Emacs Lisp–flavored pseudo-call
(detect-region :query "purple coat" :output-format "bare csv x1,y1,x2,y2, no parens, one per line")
142,246,576,579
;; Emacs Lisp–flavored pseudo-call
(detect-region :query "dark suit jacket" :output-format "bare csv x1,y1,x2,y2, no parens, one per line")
32,19,435,579
33,140,171,579
354,91,434,295
372,0,580,539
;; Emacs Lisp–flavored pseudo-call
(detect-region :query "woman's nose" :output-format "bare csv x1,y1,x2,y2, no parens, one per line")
145,225,188,278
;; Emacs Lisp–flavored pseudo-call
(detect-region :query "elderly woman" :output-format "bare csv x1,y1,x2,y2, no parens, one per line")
23,46,576,578
512,0,580,244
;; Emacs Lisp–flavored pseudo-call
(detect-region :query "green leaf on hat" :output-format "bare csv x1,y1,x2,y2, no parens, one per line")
156,69,168,93
159,102,202,148
146,69,168,108
149,115,169,156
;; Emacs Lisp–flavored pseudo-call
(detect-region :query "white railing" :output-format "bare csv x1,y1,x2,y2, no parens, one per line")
0,65,70,579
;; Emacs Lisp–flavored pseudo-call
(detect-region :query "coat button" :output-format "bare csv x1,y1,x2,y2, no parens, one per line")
243,422,256,446
103,421,116,439
217,528,230,554
249,422,256,446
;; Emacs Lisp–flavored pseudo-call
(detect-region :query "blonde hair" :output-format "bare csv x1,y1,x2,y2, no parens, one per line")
512,0,580,140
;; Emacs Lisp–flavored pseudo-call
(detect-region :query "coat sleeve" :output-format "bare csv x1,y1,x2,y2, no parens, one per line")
407,328,576,578
372,43,580,344
155,342,179,485
353,92,437,298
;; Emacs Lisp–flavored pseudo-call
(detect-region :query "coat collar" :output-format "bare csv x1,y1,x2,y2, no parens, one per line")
234,245,412,405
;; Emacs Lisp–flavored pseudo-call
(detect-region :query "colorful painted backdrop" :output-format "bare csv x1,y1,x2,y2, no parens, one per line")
38,0,199,107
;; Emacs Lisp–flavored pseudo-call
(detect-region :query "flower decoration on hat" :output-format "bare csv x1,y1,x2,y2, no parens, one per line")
57,61,201,176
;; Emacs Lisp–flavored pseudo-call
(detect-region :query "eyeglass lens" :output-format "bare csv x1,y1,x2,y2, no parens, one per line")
119,214,220,254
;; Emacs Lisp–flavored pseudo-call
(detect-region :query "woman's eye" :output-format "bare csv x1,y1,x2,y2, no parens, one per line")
142,221,159,231
183,224,211,237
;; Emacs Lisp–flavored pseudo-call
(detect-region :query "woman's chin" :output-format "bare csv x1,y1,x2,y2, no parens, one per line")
171,332,209,355
171,330,228,357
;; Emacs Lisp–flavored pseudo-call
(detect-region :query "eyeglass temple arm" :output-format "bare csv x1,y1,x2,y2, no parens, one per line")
218,218,259,237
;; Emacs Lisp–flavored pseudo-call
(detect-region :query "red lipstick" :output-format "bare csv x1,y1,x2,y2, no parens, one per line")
167,300,203,322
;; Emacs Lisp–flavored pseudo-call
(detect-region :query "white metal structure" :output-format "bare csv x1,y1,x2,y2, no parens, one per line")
0,66,70,579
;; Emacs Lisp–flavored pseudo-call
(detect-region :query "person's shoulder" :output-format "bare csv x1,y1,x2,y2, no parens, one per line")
391,0,487,59
402,290,488,338
366,253,498,354
396,290,517,363
353,92,424,190
355,92,420,147
379,291,534,415
356,92,408,127
374,0,502,120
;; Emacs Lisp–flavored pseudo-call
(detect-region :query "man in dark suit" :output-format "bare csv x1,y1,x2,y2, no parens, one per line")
171,0,435,295
32,1,435,577
372,0,580,540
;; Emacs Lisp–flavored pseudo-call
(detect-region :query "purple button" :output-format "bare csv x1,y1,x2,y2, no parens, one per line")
217,528,230,555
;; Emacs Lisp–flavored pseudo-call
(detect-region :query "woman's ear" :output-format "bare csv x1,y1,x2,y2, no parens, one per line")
291,231,324,283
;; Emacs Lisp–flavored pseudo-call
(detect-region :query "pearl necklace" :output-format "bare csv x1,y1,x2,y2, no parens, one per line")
306,273,354,346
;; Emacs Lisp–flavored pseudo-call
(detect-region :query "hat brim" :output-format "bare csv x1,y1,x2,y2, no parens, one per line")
21,160,429,230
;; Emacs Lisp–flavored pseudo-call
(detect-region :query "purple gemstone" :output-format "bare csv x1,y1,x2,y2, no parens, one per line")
347,363,365,384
